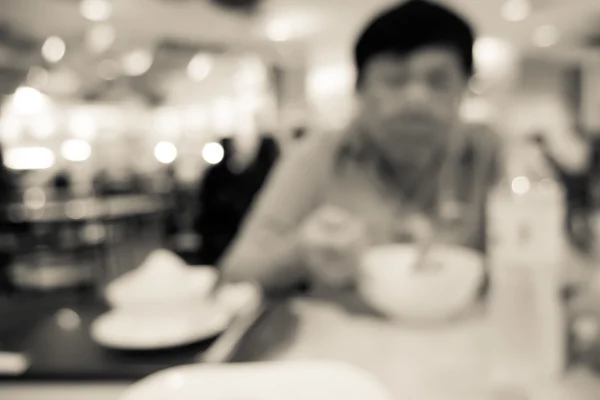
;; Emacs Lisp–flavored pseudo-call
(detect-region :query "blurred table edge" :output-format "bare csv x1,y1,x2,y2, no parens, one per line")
260,296,600,400
0,383,131,400
2,296,600,400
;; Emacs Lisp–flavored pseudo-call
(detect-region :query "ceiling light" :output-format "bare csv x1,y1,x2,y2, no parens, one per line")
86,24,116,53
266,20,293,42
4,147,55,170
122,49,153,76
80,0,113,22
42,36,66,63
12,87,47,116
474,37,510,68
202,142,224,165
501,0,531,22
61,139,92,162
473,37,516,80
261,11,321,42
154,141,178,164
187,53,213,82
533,25,560,48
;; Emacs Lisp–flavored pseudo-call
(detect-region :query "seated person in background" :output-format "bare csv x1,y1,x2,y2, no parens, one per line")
51,170,72,199
92,169,109,196
220,0,501,294
0,147,16,293
195,134,280,265
533,128,592,251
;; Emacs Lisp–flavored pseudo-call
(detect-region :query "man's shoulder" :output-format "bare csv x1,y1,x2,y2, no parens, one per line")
287,130,344,163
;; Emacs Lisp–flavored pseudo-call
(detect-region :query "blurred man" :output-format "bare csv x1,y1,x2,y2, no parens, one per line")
220,0,500,293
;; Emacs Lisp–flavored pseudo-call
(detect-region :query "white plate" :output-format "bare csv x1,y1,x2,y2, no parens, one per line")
90,302,231,350
118,361,394,400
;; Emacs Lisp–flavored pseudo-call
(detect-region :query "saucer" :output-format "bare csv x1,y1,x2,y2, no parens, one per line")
90,303,230,350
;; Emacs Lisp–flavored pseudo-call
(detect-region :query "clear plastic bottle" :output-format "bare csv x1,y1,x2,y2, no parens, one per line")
487,139,567,394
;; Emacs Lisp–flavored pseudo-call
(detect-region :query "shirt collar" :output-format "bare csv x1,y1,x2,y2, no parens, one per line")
335,119,470,210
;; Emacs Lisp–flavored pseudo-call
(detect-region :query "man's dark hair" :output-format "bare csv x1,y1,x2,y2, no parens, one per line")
354,0,476,88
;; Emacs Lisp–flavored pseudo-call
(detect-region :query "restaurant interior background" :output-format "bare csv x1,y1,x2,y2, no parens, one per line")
0,0,598,294
1,0,600,396
2,0,600,179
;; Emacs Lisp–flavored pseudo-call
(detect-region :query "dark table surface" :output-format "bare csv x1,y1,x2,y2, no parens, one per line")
0,289,297,382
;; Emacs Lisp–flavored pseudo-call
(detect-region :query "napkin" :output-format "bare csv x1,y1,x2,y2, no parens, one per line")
0,352,30,376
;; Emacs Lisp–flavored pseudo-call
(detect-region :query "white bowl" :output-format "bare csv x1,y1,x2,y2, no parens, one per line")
138,249,188,275
105,266,219,310
358,244,484,322
118,361,394,400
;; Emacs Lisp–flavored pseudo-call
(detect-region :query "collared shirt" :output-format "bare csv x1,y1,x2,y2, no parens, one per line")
220,124,501,289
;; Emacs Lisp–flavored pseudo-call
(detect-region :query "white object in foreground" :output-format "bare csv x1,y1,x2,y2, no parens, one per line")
118,361,394,400
92,282,260,350
359,244,484,322
0,352,30,376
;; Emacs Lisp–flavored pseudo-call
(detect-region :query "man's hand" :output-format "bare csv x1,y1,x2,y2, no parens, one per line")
298,205,367,289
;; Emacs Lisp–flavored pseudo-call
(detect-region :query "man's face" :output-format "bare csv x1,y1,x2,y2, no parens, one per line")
358,46,467,166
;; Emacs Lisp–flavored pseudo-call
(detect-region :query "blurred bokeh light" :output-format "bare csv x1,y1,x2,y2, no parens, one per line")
80,0,113,22
42,36,67,64
154,141,178,164
202,142,225,165
61,140,93,162
4,147,56,170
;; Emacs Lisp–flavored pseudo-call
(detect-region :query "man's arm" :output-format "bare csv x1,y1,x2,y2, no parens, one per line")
218,135,334,292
